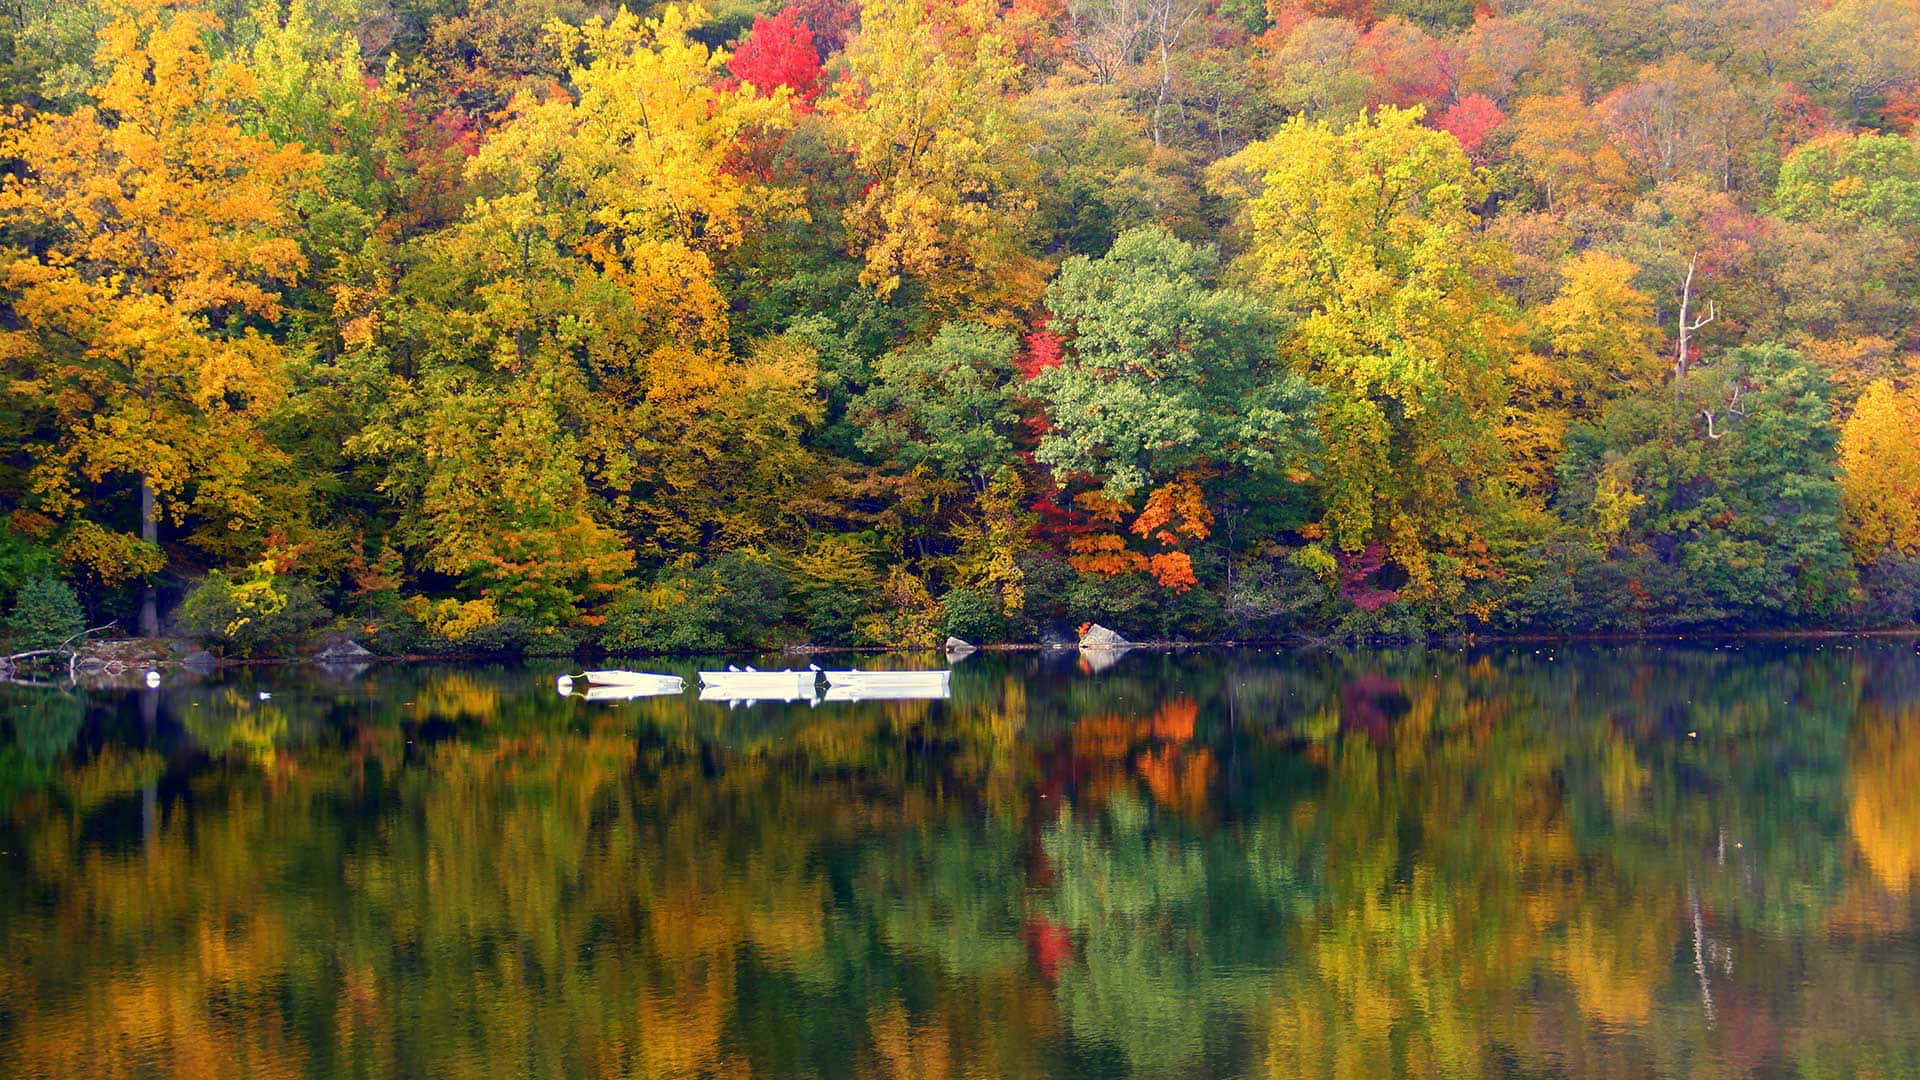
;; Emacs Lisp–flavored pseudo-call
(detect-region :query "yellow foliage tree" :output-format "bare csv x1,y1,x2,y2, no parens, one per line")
1838,378,1920,561
1505,251,1663,495
411,381,632,631
1214,107,1517,604
466,3,799,356
354,5,826,618
1508,92,1633,211
828,0,1041,315
0,0,319,633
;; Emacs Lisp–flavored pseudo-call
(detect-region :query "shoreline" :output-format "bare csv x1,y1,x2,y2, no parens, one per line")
82,625,1920,670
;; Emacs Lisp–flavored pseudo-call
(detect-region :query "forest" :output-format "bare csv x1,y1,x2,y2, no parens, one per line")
2,0,1920,653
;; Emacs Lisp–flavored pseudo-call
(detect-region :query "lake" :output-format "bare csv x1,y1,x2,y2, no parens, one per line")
1,643,1916,1078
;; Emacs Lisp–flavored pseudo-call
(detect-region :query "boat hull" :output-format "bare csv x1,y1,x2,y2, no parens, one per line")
582,670,685,692
822,683,950,702
698,685,818,706
698,670,819,698
820,670,951,692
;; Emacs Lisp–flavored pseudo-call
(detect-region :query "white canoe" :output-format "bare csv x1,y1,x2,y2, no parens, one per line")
698,667,820,698
582,670,685,692
821,681,950,702
820,669,951,692
698,684,819,707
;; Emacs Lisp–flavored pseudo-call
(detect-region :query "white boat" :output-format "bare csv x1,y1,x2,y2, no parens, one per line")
697,666,820,700
698,684,819,707
820,669,951,694
556,670,684,698
582,670,685,691
821,681,950,703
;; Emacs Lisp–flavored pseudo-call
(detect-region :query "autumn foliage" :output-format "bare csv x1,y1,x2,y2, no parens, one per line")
727,9,825,104
1,0,1918,647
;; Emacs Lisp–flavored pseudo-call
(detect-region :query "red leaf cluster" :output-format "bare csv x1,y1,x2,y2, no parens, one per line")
728,9,825,105
1434,93,1505,161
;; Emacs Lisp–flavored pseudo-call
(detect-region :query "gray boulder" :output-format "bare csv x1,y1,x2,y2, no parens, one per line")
1079,623,1131,649
315,638,374,662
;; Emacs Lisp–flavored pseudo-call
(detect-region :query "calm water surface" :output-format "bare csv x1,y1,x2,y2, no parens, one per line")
1,644,1917,1078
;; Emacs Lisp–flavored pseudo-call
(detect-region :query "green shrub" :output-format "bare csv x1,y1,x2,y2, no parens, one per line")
347,593,582,657
520,631,582,657
603,582,728,653
3,576,85,651
0,527,56,602
941,587,1005,643
1011,553,1075,639
1224,557,1332,640
1060,564,1227,642
601,552,789,654
1063,571,1161,639
347,591,429,656
175,569,331,657
788,536,881,644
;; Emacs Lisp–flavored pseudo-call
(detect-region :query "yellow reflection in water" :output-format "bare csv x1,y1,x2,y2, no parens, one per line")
1850,706,1920,895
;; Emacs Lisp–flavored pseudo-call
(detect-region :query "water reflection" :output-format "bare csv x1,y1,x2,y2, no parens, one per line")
1,644,1916,1078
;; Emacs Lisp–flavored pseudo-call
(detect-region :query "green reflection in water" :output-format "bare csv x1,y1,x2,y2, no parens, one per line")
0,645,1916,1079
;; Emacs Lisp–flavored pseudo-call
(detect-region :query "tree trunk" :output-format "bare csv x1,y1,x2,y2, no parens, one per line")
1153,38,1170,148
139,472,159,637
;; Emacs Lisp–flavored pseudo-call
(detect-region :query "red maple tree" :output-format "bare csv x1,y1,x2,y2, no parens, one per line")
728,9,825,106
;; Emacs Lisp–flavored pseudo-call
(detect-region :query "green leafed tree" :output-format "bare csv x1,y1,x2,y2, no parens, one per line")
1774,132,1920,230
853,322,1021,488
1556,344,1856,628
1030,225,1315,500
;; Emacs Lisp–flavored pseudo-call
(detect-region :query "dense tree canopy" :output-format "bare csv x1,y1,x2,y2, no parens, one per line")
4,0,1920,648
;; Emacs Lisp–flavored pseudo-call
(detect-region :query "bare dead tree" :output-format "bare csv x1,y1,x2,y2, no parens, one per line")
1066,0,1152,85
1064,0,1200,146
1,623,118,686
1145,0,1203,148
1673,255,1717,385
1700,383,1747,439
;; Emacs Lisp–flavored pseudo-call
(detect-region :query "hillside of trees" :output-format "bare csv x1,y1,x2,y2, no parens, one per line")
3,0,1920,652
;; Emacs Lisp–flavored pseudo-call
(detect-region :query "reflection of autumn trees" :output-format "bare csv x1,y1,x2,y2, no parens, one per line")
1850,703,1920,896
1,649,1918,1078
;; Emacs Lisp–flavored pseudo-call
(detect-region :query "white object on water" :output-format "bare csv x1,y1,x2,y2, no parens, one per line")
144,670,160,688
579,670,685,694
820,669,951,698
556,674,575,697
697,685,819,708
698,668,819,704
258,691,271,701
821,681,950,703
